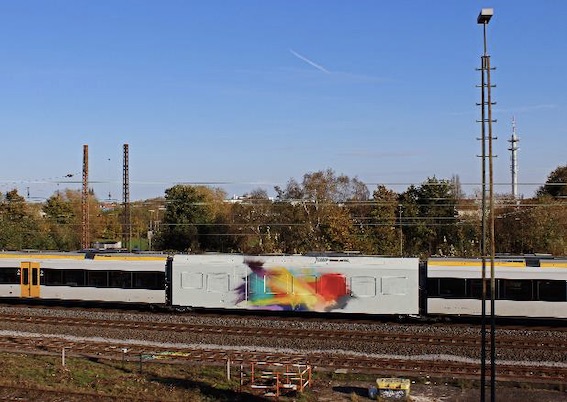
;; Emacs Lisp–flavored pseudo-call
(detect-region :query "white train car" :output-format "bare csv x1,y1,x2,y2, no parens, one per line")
0,252,166,304
167,254,420,315
426,257,567,319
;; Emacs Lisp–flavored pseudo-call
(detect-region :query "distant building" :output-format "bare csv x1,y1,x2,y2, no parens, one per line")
92,241,122,250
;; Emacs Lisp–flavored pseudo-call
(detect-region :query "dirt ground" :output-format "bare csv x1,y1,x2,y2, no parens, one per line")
312,380,567,402
0,380,565,401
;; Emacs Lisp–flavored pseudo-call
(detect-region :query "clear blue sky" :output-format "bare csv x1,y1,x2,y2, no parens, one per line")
0,1,565,202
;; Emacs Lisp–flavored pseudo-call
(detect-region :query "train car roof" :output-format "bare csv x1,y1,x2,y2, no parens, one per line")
428,255,564,268
0,250,168,261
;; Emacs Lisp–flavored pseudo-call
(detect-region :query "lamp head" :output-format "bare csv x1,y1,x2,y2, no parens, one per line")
477,8,493,24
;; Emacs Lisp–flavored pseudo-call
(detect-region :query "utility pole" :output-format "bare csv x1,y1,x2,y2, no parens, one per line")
508,117,520,201
81,145,89,250
477,8,497,402
398,205,403,257
122,144,131,251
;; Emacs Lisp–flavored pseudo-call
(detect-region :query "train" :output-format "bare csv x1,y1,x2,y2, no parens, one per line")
1,251,566,320
2,252,165,304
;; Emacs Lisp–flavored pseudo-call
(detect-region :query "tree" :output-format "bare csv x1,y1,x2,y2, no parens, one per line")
399,177,460,258
271,185,314,254
366,185,400,255
398,185,425,257
450,174,466,199
42,189,107,251
195,186,233,252
228,189,275,254
537,165,567,198
155,185,231,252
452,198,481,257
273,169,366,253
43,191,78,250
496,197,567,256
0,189,54,250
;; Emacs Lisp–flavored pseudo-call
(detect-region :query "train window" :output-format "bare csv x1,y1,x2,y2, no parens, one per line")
41,269,164,289
525,257,540,267
133,272,164,290
109,271,132,289
438,278,466,298
0,268,19,284
537,280,567,302
87,271,109,288
61,270,85,287
22,268,29,285
32,268,39,286
426,278,439,297
500,279,533,301
43,269,63,285
468,279,492,299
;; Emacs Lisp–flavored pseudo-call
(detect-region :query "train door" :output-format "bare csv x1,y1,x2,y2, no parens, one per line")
20,262,40,298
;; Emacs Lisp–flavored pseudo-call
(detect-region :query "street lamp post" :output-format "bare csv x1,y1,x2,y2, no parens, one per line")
398,205,403,257
477,7,496,402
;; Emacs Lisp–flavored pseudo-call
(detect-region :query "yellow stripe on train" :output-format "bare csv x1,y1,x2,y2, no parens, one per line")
0,253,85,260
428,259,526,268
540,261,567,268
92,255,167,261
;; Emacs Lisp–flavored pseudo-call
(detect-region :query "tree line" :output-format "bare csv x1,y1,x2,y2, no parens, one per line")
1,166,566,258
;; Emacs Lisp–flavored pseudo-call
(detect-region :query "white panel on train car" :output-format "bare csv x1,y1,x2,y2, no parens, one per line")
181,272,203,289
350,276,376,297
170,255,420,315
38,287,164,304
427,298,567,319
206,273,230,293
382,277,408,296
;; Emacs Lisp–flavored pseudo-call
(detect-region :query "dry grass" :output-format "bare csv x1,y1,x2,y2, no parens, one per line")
0,352,313,401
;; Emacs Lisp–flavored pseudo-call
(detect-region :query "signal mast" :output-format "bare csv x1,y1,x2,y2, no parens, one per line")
508,117,520,200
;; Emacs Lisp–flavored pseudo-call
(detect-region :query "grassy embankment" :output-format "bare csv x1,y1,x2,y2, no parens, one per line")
0,352,317,401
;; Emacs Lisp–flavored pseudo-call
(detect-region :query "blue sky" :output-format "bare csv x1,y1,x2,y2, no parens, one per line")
0,1,565,202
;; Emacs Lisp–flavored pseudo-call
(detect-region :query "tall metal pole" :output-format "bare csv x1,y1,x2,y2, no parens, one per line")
81,145,90,250
398,205,403,257
486,43,497,402
478,41,488,402
122,144,131,251
508,118,519,200
477,8,495,401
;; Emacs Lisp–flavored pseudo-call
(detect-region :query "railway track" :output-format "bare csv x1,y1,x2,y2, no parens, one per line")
0,334,564,385
1,308,566,386
1,312,564,353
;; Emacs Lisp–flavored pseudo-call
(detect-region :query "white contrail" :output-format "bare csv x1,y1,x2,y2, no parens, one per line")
289,49,330,73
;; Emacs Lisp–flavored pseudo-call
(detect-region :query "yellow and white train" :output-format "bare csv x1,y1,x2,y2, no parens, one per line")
0,252,166,305
1,251,566,320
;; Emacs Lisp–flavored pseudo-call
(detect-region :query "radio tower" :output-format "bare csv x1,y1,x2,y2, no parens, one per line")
508,117,520,199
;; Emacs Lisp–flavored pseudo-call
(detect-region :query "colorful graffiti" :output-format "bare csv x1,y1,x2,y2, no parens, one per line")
234,259,352,312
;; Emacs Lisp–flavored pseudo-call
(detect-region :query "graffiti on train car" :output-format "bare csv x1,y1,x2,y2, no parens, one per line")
235,259,352,311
